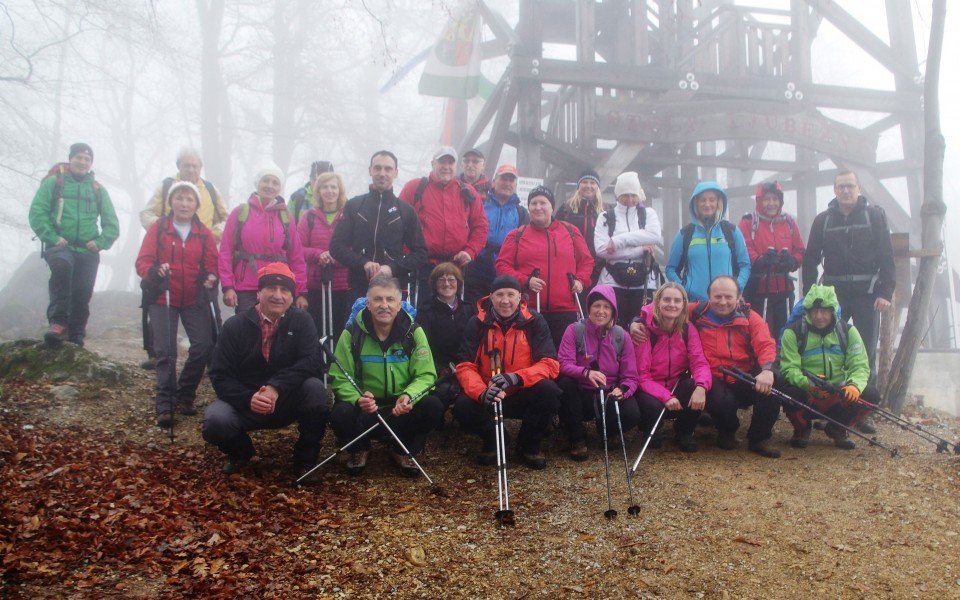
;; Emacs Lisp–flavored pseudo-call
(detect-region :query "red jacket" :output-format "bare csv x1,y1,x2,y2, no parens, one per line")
455,296,560,403
495,220,595,313
738,197,805,295
297,207,349,292
399,174,488,263
689,301,777,379
136,218,218,308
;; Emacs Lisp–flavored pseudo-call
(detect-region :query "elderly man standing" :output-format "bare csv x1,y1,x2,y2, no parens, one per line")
458,148,490,196
203,263,327,482
328,275,442,477
399,146,488,305
140,148,228,239
29,143,120,347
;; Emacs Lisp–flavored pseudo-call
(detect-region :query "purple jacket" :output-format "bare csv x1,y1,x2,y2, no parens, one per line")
297,207,349,292
218,194,308,295
636,303,712,403
557,285,639,395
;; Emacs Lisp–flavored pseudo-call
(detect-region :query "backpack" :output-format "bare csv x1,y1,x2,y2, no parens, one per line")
44,163,102,233
603,205,646,238
787,317,849,356
675,220,740,282
573,322,626,363
231,203,292,273
742,212,797,241
511,221,579,268
161,177,218,216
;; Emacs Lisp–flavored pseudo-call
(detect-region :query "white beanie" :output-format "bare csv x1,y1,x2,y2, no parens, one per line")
614,171,644,201
165,180,200,206
254,163,285,190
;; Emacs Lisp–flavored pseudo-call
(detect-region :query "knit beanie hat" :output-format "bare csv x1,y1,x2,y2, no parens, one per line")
254,163,285,190
165,180,200,206
69,143,93,160
527,186,555,208
490,274,522,294
578,169,600,186
258,262,296,294
614,172,644,200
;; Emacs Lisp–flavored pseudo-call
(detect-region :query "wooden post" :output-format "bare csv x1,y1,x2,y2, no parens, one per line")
878,232,910,391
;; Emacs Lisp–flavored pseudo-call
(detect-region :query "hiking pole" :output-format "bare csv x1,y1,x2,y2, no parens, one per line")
318,339,444,493
611,387,641,516
723,367,898,457
297,379,443,484
164,244,176,444
802,370,957,454
487,348,514,526
567,272,584,321
530,268,541,313
598,385,616,520
631,375,684,473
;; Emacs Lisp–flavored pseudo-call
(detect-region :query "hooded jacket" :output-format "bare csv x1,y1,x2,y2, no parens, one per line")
399,173,489,262
455,295,560,402
495,219,595,313
593,201,662,289
779,284,870,391
329,187,428,292
689,300,777,379
330,304,437,408
297,207,349,292
665,181,751,302
801,196,895,301
636,303,712,402
29,168,120,255
136,217,219,308
557,285,639,394
739,189,805,295
217,194,308,295
471,191,530,282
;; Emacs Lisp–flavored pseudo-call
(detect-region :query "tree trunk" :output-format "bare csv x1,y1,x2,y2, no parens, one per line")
882,0,947,414
198,0,233,203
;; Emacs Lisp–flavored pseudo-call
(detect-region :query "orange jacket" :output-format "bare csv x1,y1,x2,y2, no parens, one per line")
689,301,777,379
455,296,560,402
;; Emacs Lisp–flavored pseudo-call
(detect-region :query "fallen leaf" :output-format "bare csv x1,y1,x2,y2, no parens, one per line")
734,536,762,547
404,546,427,567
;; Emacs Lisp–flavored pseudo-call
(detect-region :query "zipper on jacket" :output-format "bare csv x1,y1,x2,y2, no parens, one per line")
372,191,383,262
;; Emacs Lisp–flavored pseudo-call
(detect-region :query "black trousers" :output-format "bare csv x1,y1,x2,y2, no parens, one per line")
149,302,213,413
541,311,577,351
328,395,444,456
834,288,879,375
706,373,782,443
613,286,654,330
636,377,701,436
201,378,329,464
453,379,562,453
743,291,791,341
557,375,641,443
44,246,99,345
306,287,351,345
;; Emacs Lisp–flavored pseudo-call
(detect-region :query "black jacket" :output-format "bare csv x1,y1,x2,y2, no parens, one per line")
802,196,895,301
329,187,428,293
209,306,321,411
415,295,476,372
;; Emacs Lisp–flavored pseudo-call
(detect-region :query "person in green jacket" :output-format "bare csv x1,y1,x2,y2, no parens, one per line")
328,274,442,477
778,284,876,450
28,143,120,347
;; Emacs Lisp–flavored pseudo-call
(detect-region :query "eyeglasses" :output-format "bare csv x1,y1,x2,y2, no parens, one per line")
437,276,458,285
835,184,858,191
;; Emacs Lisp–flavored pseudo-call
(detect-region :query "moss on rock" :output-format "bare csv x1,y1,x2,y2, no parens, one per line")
0,339,128,385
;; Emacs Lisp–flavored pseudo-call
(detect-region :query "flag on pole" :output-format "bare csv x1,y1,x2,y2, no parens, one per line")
418,3,483,99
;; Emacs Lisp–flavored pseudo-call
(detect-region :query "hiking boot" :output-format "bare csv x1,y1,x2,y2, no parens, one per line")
391,450,420,478
856,416,877,434
791,425,812,449
44,323,66,346
295,462,323,486
569,441,589,462
516,446,547,470
140,357,157,370
345,450,369,475
748,439,782,459
676,433,698,453
825,423,856,450
156,411,173,429
177,399,198,416
222,456,250,475
716,431,737,450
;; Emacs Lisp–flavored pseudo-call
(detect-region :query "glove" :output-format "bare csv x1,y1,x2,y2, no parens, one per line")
480,385,503,405
776,249,798,272
756,248,777,269
841,384,861,403
490,372,522,389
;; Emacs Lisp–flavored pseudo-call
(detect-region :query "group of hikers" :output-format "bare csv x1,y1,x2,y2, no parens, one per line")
28,142,895,483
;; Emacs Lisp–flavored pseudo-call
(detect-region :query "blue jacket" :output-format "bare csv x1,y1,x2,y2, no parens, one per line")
665,181,751,302
471,192,529,281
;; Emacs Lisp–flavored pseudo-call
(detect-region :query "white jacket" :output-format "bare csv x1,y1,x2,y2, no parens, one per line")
593,203,662,289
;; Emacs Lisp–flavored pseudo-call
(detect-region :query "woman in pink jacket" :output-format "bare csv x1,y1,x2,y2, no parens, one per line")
298,172,350,341
218,165,308,313
635,282,713,452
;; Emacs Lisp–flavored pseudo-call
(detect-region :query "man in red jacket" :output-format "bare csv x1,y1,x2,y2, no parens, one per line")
399,146,489,304
689,275,783,458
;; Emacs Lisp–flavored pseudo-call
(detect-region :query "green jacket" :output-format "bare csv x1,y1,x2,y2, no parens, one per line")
28,170,120,254
330,306,437,408
779,284,870,392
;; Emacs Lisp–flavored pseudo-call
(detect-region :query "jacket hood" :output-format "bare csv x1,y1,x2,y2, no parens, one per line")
586,284,618,322
802,284,840,314
754,181,784,217
688,181,728,227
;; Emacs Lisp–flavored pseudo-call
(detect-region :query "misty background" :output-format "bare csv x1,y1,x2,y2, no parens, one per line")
1,0,957,339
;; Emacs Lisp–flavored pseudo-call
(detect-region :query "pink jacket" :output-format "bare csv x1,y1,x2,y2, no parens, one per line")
297,207,349,292
636,304,712,403
218,194,307,295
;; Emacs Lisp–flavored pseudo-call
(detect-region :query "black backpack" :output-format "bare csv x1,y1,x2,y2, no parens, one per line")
603,205,646,237
787,317,849,356
675,220,740,282
346,318,420,387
